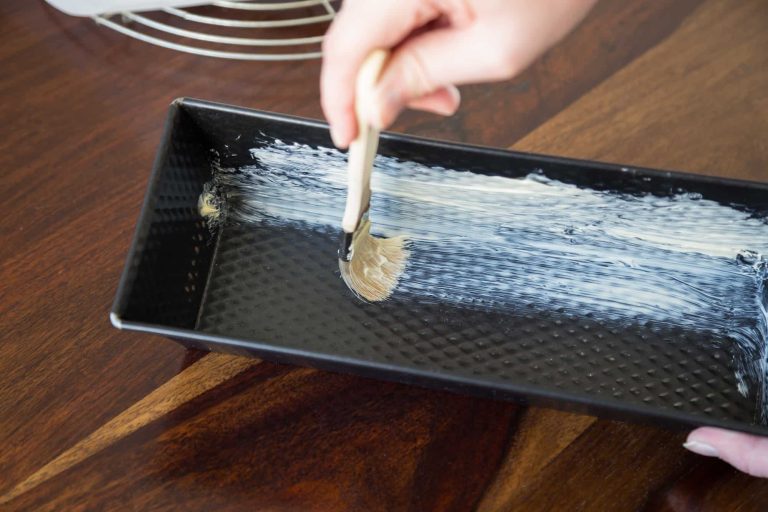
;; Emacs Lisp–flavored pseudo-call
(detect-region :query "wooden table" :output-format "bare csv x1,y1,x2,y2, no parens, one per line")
1,1,767,510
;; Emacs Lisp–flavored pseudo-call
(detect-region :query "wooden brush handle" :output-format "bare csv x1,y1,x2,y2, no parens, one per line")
341,49,388,234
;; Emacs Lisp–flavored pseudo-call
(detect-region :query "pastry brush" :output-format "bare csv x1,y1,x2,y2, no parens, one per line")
338,49,408,302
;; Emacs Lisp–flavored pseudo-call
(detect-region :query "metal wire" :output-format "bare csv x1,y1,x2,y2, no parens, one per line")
162,6,333,28
211,0,326,10
122,12,324,46
92,0,336,61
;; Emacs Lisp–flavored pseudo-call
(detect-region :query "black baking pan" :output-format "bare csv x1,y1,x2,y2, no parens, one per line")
111,98,768,435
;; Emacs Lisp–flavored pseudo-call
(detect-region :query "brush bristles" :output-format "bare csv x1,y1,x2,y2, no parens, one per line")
339,219,409,302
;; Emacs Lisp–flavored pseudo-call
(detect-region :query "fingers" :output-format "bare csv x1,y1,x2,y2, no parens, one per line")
406,84,461,117
320,0,436,147
685,427,768,478
364,0,601,131
369,25,516,130
321,0,599,146
321,0,474,148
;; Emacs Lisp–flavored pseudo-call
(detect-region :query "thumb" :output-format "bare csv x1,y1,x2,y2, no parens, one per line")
685,427,768,478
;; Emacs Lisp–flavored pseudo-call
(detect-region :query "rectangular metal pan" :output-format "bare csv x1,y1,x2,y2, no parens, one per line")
112,98,768,435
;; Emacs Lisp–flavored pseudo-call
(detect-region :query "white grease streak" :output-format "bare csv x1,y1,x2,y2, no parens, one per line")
218,140,768,419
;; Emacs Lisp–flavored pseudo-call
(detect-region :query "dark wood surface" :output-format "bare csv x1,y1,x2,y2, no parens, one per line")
1,0,767,510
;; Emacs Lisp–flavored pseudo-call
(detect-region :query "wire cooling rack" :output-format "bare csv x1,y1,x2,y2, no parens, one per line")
92,0,337,60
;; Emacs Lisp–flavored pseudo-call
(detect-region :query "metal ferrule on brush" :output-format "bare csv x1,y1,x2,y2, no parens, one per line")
339,210,369,262
339,231,354,262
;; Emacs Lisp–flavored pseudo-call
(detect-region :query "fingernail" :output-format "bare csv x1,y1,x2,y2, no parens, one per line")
446,84,461,106
368,111,382,130
366,92,384,129
431,101,459,116
369,87,399,130
330,126,347,149
683,441,719,457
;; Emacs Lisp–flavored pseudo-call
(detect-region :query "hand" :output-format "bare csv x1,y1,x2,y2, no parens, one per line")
685,427,768,477
321,0,597,148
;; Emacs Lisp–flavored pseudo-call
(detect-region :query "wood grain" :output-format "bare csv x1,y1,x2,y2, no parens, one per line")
6,365,518,511
477,409,597,512
1,0,767,510
514,0,768,181
0,353,255,505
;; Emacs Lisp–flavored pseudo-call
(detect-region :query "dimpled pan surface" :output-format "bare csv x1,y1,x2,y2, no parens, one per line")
112,99,768,435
